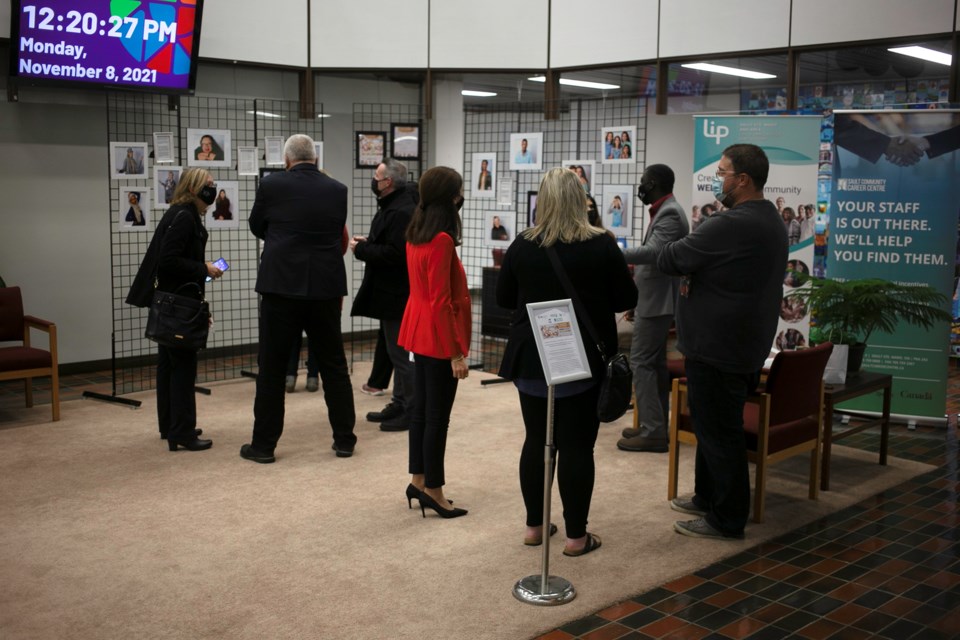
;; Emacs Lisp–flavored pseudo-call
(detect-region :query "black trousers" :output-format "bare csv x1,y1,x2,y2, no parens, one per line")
156,344,198,441
407,354,459,489
684,358,760,535
366,327,393,389
518,385,601,539
251,294,356,454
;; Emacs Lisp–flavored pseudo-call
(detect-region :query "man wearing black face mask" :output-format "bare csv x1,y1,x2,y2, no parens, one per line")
241,134,357,463
350,158,419,432
617,164,689,454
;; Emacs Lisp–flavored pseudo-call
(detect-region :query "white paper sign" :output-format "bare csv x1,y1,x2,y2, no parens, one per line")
526,300,592,386
497,178,514,207
265,136,285,166
238,146,260,176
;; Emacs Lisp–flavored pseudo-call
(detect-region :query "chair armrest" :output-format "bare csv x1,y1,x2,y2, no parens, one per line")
24,316,55,332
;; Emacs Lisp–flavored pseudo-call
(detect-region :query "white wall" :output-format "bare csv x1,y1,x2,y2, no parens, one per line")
550,0,658,68
199,0,308,67
311,1,428,68
644,108,696,219
429,0,549,69
0,87,112,364
659,0,791,58
792,0,955,47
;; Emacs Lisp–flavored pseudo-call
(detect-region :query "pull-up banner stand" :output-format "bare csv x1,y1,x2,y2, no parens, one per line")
512,300,591,606
829,110,960,421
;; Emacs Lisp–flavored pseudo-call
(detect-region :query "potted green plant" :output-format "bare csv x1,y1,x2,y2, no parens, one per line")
790,275,951,372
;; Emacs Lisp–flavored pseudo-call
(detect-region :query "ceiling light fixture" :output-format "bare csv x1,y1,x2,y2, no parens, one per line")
681,63,777,79
527,76,620,90
316,113,331,118
888,46,952,66
462,90,498,97
246,110,283,118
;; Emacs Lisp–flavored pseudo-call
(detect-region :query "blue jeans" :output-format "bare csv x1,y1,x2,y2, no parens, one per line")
683,358,760,535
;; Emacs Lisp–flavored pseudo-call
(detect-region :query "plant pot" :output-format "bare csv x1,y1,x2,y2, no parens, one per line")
847,343,866,374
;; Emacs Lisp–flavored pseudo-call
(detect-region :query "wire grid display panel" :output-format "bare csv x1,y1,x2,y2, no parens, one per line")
109,95,323,394
348,103,427,370
462,96,647,374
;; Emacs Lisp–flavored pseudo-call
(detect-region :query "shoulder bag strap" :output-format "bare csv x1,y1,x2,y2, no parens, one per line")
544,245,605,357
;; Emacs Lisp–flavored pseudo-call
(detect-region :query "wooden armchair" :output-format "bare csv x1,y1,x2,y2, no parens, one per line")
0,287,60,421
667,343,834,522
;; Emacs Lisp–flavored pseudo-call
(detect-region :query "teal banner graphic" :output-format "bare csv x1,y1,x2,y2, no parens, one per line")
692,116,820,352
830,110,960,419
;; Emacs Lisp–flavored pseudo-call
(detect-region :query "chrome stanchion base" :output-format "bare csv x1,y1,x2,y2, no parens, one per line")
512,575,576,606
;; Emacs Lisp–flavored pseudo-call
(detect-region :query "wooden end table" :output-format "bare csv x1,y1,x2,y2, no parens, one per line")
820,370,893,491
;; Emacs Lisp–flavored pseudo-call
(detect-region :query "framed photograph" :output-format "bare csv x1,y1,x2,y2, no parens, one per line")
264,136,285,166
237,146,259,176
187,128,232,168
391,123,420,161
484,211,515,248
118,186,151,230
153,132,175,164
600,126,636,164
472,152,497,199
599,185,634,237
509,132,543,171
561,159,596,194
527,191,539,226
356,131,386,169
110,142,147,179
154,166,182,209
205,180,240,229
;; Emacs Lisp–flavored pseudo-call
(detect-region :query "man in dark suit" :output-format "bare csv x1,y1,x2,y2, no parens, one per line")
240,134,356,463
350,158,418,432
618,164,689,453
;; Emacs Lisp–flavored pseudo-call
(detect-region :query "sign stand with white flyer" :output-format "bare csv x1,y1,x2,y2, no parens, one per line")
512,299,591,607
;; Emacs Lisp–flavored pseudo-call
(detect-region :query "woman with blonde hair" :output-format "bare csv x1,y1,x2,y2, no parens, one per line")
398,166,472,518
497,168,637,555
127,167,223,450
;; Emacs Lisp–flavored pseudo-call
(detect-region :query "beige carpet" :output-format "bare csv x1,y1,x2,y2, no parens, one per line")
0,364,935,640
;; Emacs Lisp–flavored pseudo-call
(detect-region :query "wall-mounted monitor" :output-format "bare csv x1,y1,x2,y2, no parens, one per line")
9,0,204,94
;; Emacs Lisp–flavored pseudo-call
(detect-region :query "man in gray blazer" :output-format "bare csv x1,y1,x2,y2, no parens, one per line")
618,164,689,453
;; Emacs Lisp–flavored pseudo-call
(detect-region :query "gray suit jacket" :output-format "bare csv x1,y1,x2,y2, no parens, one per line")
623,196,689,317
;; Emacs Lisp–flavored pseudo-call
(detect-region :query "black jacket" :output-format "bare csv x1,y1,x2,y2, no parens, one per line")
250,163,348,300
126,204,208,307
351,183,418,320
496,233,637,381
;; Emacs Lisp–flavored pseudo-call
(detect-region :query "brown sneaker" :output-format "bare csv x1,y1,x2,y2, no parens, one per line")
616,434,668,452
620,426,641,439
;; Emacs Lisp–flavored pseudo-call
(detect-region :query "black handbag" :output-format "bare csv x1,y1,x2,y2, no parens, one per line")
145,283,210,350
545,246,633,422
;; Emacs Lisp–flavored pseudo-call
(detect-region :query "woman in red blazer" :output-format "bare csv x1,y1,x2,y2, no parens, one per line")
398,166,471,519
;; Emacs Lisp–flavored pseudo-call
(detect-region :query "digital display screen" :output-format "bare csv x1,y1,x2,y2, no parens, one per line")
10,0,204,93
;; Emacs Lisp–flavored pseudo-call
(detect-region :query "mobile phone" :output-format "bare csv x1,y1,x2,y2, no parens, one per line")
206,257,229,282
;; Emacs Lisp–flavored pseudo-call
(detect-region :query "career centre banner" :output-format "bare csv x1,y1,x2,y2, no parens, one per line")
692,116,821,352
829,110,960,419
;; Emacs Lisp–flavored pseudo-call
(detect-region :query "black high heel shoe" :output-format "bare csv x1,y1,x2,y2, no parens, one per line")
418,492,467,519
405,484,454,509
168,438,213,452
405,484,421,509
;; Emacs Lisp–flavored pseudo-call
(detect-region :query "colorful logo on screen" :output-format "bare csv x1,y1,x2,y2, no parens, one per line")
109,0,197,78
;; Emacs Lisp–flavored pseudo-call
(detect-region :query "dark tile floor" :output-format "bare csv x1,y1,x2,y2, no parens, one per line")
2,363,959,640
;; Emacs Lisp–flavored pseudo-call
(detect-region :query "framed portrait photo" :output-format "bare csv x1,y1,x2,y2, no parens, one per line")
484,211,515,248
599,185,634,237
110,141,148,179
205,180,240,229
527,191,539,226
472,152,497,199
187,128,232,168
391,123,420,161
561,159,596,194
600,126,636,164
509,132,543,171
356,131,386,169
118,186,151,231
153,166,182,209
